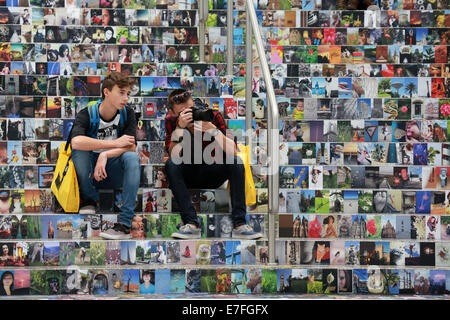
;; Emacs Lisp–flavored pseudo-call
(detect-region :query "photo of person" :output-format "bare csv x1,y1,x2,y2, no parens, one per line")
139,270,155,294
154,167,168,188
0,244,13,264
101,9,112,26
104,27,116,43
338,269,352,293
323,215,337,238
118,46,131,63
0,271,15,296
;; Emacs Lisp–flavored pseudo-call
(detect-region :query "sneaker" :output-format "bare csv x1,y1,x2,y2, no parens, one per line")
176,216,203,230
232,224,263,240
79,199,99,214
171,224,201,239
99,223,132,240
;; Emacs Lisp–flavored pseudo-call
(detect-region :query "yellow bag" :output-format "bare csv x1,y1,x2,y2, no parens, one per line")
51,142,80,213
228,143,257,211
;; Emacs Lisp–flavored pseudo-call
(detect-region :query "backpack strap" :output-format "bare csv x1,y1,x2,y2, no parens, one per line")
87,99,101,138
118,106,127,136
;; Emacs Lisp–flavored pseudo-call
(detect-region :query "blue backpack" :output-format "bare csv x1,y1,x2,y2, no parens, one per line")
86,99,127,139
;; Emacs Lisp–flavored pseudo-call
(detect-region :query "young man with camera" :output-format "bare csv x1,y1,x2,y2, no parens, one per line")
71,72,140,240
164,89,263,239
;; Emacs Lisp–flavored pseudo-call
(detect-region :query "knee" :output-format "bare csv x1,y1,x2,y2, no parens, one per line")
72,150,92,177
121,152,140,169
72,149,90,163
164,158,179,175
228,158,245,175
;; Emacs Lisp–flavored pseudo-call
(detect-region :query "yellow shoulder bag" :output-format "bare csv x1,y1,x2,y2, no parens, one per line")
228,143,257,211
51,132,79,212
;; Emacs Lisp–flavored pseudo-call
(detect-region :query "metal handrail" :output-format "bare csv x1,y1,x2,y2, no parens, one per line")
245,0,279,264
227,1,234,76
198,0,208,63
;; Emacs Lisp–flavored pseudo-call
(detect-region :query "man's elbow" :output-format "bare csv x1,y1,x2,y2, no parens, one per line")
71,136,81,150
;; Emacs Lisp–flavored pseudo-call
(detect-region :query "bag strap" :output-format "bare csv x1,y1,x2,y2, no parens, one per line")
118,106,127,136
87,99,127,137
64,124,74,152
87,100,101,138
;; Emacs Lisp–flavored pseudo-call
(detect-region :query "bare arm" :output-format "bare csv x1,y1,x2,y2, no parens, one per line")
194,121,237,156
214,130,237,156
101,144,136,159
168,140,180,158
93,144,136,182
71,134,135,151
71,135,118,151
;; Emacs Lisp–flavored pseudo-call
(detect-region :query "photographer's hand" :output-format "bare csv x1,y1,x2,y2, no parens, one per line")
177,109,193,129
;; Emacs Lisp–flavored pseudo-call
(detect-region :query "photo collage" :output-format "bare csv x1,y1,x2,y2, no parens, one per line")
0,0,449,296
0,267,448,295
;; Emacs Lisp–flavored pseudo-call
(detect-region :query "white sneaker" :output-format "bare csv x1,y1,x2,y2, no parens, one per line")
79,204,97,214
79,200,98,214
171,224,201,239
232,225,263,240
99,223,132,240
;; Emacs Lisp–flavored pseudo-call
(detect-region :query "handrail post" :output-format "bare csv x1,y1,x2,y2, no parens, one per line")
245,0,279,265
198,0,207,63
245,4,253,145
227,0,234,76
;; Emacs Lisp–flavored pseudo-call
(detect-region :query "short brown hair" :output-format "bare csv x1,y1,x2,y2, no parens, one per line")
101,72,135,99
167,88,190,110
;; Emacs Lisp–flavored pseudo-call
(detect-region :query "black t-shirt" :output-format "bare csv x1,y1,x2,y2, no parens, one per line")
71,105,137,153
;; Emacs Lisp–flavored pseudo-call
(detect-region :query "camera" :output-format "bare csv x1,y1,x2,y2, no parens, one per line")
191,98,214,122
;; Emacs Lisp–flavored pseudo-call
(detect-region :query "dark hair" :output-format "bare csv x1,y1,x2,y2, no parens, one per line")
101,72,135,100
324,215,334,224
59,44,69,57
0,271,14,294
339,270,352,292
1,243,11,256
1,271,13,282
167,88,190,110
104,26,114,34
141,270,154,284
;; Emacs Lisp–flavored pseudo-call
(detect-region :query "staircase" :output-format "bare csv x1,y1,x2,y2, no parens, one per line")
0,0,448,297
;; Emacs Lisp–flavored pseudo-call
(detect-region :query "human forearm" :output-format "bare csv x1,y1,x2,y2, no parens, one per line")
72,134,135,151
101,145,136,158
215,131,237,156
168,141,180,157
71,136,118,151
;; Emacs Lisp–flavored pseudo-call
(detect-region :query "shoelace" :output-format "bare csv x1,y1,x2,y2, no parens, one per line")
180,224,200,232
237,225,252,233
179,225,192,232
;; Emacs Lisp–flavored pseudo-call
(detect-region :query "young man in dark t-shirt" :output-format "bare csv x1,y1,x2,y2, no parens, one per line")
71,72,140,240
164,89,263,239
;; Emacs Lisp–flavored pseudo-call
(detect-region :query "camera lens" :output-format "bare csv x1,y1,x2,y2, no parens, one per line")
192,107,214,122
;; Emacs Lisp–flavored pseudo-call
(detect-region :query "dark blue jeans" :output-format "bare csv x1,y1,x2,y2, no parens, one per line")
72,150,140,228
165,156,247,228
